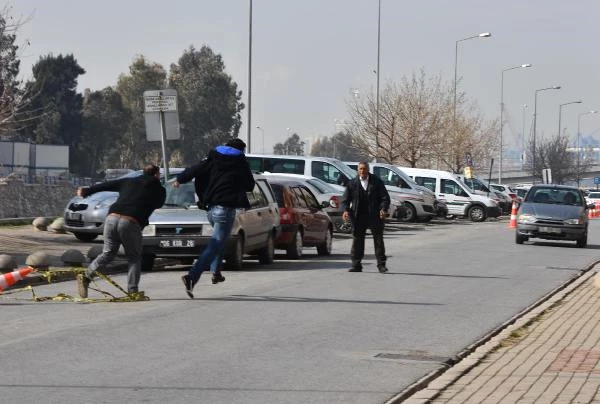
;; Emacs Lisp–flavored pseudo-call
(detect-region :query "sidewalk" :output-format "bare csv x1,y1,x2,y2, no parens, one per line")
401,267,600,403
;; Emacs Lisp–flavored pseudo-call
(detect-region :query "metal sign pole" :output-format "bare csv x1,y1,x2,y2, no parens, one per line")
159,107,169,183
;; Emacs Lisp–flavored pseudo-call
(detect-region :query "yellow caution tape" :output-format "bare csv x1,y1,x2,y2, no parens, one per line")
0,267,149,303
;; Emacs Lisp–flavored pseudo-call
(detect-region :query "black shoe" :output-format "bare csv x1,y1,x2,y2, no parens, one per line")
212,272,225,284
378,266,388,273
348,267,362,272
181,274,195,299
77,274,91,298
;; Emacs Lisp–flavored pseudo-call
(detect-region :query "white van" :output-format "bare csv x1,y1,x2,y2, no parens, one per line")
399,167,501,222
246,154,356,191
246,154,405,218
345,161,437,222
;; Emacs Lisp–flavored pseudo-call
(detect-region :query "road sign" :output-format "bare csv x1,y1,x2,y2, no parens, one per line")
594,176,600,185
144,95,177,112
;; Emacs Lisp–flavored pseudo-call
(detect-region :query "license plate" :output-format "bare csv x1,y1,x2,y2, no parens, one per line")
67,212,82,221
159,239,195,248
539,226,561,234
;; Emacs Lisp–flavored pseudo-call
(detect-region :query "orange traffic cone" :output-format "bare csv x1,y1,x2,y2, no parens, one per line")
508,201,518,228
0,266,34,292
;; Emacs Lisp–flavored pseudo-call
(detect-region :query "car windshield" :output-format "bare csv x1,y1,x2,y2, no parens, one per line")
307,178,340,194
163,181,197,208
526,187,582,205
588,192,600,199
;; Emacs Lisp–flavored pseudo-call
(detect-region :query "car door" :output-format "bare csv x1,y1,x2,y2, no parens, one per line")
439,178,471,216
242,181,273,250
296,186,329,244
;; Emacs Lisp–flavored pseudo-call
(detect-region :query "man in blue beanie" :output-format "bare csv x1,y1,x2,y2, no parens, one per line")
173,138,255,298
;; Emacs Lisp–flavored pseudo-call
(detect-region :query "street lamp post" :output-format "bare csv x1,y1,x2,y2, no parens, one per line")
453,32,491,167
247,0,253,153
375,0,382,161
255,125,264,153
577,110,598,187
499,63,531,183
533,86,561,183
521,104,528,168
558,100,582,138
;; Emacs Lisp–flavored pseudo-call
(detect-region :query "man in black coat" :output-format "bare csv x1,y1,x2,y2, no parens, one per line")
341,161,391,273
76,164,166,298
174,138,255,298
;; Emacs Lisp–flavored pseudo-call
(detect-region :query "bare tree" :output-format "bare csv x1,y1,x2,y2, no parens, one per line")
0,6,41,136
528,134,582,184
346,69,498,172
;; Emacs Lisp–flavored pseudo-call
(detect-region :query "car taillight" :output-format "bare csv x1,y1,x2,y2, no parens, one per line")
508,193,517,200
280,207,293,224
329,195,339,208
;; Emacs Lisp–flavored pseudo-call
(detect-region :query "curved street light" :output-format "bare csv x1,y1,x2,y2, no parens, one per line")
255,125,264,153
453,32,491,167
558,100,582,138
533,86,561,183
499,63,532,183
577,110,598,186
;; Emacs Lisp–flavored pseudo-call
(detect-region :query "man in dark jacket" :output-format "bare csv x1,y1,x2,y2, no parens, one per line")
341,161,391,273
174,137,255,298
76,164,166,298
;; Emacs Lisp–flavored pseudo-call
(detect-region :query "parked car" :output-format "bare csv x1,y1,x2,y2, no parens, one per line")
141,173,281,270
516,185,591,248
400,167,501,222
456,175,512,215
266,177,333,259
262,173,350,233
63,169,177,241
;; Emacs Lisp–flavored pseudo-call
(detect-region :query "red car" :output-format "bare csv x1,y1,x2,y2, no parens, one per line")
267,177,333,259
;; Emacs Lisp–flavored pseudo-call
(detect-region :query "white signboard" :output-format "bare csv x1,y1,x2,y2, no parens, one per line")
144,95,177,112
143,89,180,141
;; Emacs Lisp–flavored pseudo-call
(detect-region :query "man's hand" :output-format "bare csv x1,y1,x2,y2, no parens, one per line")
76,187,85,197
172,180,180,188
342,211,349,221
379,209,387,219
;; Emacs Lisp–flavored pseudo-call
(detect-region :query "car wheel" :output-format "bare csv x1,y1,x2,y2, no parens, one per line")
317,228,333,256
468,205,486,222
576,234,588,248
141,254,155,271
515,233,527,245
225,235,244,270
258,232,275,264
286,229,303,259
400,203,417,222
74,232,98,242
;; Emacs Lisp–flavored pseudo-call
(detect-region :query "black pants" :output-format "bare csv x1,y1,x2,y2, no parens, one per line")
351,219,386,269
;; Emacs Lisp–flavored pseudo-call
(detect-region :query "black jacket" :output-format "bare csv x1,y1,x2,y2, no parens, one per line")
83,174,166,227
342,174,391,227
176,145,255,209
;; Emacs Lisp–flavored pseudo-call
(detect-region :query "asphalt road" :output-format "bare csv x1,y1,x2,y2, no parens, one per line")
1,218,599,404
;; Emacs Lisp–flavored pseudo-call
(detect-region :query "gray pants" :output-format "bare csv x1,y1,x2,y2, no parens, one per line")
86,214,142,292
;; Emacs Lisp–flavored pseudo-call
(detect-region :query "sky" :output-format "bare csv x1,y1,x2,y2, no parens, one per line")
8,0,600,168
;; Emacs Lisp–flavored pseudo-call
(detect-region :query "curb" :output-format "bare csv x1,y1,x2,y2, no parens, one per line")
387,259,600,404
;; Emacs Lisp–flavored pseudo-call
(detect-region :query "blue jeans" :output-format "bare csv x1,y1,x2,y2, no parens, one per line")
87,214,142,292
188,205,236,283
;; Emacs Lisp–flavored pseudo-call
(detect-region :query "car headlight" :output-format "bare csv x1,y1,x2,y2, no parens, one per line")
518,214,536,223
201,226,214,236
564,218,583,225
142,225,156,236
